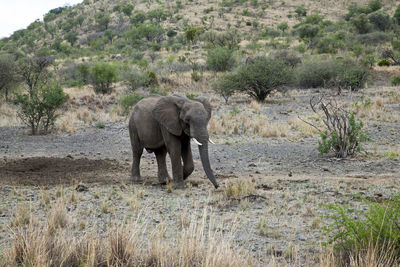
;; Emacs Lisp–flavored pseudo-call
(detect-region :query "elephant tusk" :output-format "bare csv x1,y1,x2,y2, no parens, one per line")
209,138,215,144
193,138,203,146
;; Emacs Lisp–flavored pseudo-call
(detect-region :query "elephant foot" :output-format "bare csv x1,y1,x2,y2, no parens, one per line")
173,181,186,190
131,175,143,183
158,174,170,185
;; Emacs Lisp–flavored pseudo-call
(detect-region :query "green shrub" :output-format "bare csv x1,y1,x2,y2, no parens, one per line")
394,4,400,25
297,59,338,88
367,0,382,12
229,56,293,102
351,14,371,34
190,71,202,82
378,59,391,66
213,72,237,103
296,24,319,40
14,81,68,135
206,47,235,72
335,59,369,91
318,112,369,157
149,87,168,96
391,75,400,85
356,32,390,45
277,22,289,32
90,63,117,94
122,4,134,17
294,6,307,17
368,10,391,31
120,66,147,91
118,92,144,114
272,50,301,68
325,193,400,266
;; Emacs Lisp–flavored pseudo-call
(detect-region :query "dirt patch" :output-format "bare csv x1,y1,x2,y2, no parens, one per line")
0,157,126,186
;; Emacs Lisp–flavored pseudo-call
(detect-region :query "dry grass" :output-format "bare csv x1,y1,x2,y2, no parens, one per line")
223,178,256,199
288,117,319,137
320,244,398,267
1,207,256,267
0,102,20,127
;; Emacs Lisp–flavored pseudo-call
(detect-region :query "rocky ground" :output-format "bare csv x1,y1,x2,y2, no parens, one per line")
0,87,399,265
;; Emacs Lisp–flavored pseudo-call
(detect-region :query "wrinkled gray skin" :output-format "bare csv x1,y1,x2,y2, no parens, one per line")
128,95,219,189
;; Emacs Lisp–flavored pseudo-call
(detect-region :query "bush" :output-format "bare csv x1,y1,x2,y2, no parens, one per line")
325,193,400,266
368,10,391,31
391,75,400,85
14,81,68,135
296,24,319,40
309,97,369,157
297,59,338,88
335,59,369,91
394,4,400,25
351,14,371,34
294,6,307,17
272,50,301,68
213,72,237,103
356,32,390,45
120,66,147,91
230,57,293,102
90,63,117,94
206,47,235,72
118,93,144,115
378,59,391,66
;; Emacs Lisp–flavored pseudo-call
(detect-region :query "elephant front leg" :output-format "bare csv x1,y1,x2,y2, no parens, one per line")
167,140,185,189
154,147,170,185
181,138,194,180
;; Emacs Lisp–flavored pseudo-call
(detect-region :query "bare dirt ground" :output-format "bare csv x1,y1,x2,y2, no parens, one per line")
0,87,399,265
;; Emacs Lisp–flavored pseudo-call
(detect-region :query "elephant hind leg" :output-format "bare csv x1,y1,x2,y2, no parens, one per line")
130,125,144,183
155,146,170,184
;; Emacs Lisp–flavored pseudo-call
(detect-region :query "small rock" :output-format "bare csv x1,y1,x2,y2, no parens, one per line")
323,168,329,172
76,184,89,192
248,163,257,167
66,154,73,159
288,171,292,177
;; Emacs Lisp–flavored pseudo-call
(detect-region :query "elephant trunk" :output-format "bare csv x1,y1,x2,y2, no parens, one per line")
198,142,219,189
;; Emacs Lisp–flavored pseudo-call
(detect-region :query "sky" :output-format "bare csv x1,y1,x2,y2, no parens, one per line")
0,0,83,38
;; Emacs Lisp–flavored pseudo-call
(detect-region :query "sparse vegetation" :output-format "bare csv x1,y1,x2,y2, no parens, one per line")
325,193,400,266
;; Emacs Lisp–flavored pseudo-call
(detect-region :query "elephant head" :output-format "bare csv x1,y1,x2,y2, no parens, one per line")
152,95,219,188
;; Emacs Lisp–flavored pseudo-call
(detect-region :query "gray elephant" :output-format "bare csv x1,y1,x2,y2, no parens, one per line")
128,95,219,189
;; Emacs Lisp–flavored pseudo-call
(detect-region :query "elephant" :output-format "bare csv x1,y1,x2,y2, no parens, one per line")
128,94,219,189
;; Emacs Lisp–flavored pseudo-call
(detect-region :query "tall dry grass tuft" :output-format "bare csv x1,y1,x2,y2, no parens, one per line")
320,244,398,267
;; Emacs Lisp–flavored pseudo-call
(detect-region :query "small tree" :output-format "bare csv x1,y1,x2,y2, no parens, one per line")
206,47,235,72
277,22,289,33
90,63,117,94
213,73,239,103
233,57,293,101
14,81,68,135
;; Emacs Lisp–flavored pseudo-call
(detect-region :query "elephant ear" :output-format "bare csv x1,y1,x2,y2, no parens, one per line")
195,96,212,120
153,96,185,136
